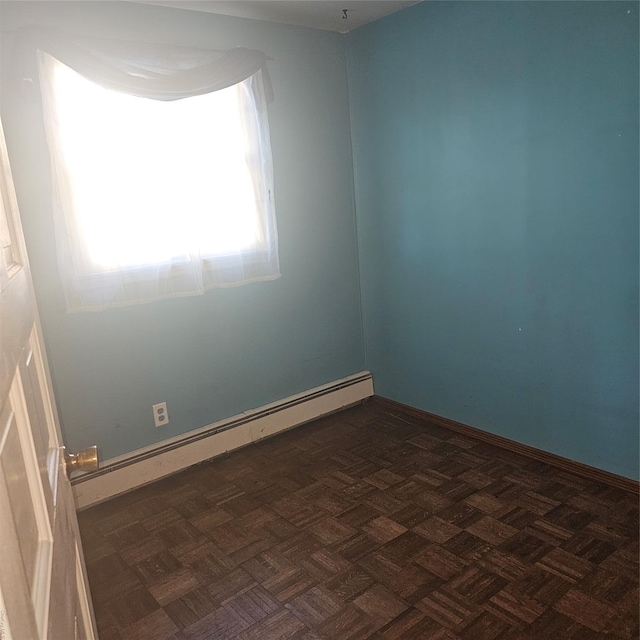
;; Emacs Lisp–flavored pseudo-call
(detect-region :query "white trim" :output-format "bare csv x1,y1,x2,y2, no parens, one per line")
73,543,96,640
7,373,53,640
0,584,14,640
72,371,373,509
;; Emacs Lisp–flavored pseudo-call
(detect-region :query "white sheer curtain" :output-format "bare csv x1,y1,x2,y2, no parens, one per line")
24,28,279,312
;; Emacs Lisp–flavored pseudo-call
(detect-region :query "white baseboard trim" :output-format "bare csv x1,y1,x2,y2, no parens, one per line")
72,371,373,509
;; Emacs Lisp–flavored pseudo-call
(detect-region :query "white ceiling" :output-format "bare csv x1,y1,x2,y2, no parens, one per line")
135,1,420,33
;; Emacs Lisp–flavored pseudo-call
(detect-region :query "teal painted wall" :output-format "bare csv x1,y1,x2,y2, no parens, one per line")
0,2,364,459
347,2,639,479
2,1,637,480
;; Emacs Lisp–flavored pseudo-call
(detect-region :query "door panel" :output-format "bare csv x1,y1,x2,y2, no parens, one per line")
0,116,98,639
21,339,57,515
1,368,54,638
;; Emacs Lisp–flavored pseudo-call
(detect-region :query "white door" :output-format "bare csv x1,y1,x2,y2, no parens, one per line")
0,116,99,639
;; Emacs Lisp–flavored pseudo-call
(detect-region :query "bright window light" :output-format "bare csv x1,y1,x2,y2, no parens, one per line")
51,60,261,269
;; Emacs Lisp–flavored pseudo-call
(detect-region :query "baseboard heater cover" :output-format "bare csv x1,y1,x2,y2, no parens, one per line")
374,396,639,495
72,371,373,509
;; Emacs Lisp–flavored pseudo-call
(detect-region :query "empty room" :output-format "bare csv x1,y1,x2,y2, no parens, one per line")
0,1,637,639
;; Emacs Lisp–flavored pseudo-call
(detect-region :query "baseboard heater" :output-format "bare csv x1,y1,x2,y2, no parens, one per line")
72,371,374,509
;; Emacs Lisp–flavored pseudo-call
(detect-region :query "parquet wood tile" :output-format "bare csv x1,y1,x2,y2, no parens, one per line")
78,402,639,639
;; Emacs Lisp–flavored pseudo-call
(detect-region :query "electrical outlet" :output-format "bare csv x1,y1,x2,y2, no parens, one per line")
152,402,169,428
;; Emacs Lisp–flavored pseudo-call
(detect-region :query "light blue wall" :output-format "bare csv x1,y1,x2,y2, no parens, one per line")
1,2,364,460
2,2,637,480
347,2,639,479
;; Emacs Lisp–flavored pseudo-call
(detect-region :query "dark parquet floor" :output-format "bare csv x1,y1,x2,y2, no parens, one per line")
78,401,639,640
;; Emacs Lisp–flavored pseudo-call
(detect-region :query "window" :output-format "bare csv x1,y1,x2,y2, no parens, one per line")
38,44,279,312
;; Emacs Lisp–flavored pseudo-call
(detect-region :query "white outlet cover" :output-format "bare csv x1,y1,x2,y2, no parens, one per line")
152,402,169,427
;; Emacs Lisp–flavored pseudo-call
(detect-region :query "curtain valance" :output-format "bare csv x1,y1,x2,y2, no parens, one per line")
13,26,274,103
